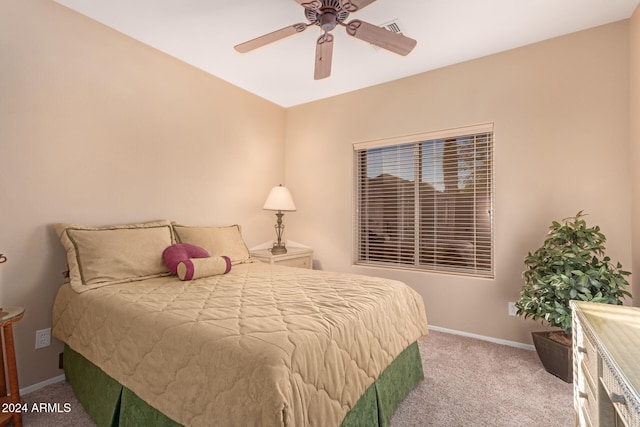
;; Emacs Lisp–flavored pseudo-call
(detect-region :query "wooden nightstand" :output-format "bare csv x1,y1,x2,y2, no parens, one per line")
250,247,313,269
0,306,24,427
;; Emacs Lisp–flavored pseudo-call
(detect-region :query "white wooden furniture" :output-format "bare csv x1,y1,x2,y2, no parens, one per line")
250,247,313,269
572,301,640,427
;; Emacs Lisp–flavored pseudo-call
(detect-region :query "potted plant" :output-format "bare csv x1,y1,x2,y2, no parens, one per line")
515,211,631,382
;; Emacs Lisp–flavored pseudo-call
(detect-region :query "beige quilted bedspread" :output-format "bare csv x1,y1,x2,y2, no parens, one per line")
52,262,428,427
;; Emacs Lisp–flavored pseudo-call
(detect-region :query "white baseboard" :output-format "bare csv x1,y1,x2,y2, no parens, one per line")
429,325,536,351
20,374,65,395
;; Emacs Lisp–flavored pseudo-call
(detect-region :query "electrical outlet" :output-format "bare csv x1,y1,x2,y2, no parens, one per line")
508,302,518,317
35,328,51,349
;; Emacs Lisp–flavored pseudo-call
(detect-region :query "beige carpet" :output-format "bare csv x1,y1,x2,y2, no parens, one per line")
390,331,573,426
21,330,573,426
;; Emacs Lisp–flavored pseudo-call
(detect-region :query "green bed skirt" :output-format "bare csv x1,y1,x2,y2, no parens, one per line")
64,341,423,427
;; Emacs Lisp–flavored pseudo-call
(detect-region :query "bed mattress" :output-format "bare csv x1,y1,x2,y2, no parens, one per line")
53,262,428,427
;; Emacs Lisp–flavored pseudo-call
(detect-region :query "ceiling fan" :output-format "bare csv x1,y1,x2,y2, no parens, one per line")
234,0,417,80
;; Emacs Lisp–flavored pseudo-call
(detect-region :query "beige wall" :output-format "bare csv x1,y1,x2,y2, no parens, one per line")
2,0,636,391
631,5,640,305
285,21,632,344
0,0,285,388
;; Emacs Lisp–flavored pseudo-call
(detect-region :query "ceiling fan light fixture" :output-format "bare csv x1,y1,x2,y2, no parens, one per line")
319,11,338,32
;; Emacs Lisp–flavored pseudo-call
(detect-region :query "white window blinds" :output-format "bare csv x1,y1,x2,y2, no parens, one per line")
354,124,494,277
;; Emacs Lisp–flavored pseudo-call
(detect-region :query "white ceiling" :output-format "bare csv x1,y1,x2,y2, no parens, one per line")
53,0,639,108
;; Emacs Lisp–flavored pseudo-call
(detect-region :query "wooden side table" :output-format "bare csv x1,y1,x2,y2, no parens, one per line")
250,247,313,269
0,306,24,427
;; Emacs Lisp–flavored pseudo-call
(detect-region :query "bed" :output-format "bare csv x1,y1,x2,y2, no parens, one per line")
52,220,428,427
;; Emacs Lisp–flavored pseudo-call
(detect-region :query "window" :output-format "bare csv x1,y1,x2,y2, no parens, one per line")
354,124,494,277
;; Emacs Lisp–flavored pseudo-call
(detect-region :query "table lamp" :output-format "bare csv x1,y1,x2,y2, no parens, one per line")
263,185,296,254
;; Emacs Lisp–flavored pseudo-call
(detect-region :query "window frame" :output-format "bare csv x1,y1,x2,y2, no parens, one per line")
353,123,495,278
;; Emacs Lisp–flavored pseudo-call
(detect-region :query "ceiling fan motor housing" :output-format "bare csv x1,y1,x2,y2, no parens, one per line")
305,0,350,31
320,11,337,31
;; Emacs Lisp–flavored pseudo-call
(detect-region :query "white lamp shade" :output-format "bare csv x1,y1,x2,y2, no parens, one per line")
263,185,296,211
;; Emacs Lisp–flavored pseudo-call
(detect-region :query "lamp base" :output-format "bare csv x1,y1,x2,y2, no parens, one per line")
270,244,287,255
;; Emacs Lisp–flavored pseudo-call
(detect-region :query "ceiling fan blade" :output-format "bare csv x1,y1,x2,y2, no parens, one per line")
314,33,334,80
345,20,417,56
234,23,308,53
341,0,378,12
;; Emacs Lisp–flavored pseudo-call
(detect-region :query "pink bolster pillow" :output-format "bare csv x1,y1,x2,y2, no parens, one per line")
162,243,210,274
177,256,232,281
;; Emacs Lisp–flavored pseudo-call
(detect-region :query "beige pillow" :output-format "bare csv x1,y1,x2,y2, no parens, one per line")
55,220,175,293
176,256,232,281
172,224,250,265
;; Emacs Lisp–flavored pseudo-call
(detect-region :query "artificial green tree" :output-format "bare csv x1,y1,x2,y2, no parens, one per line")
516,211,631,335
